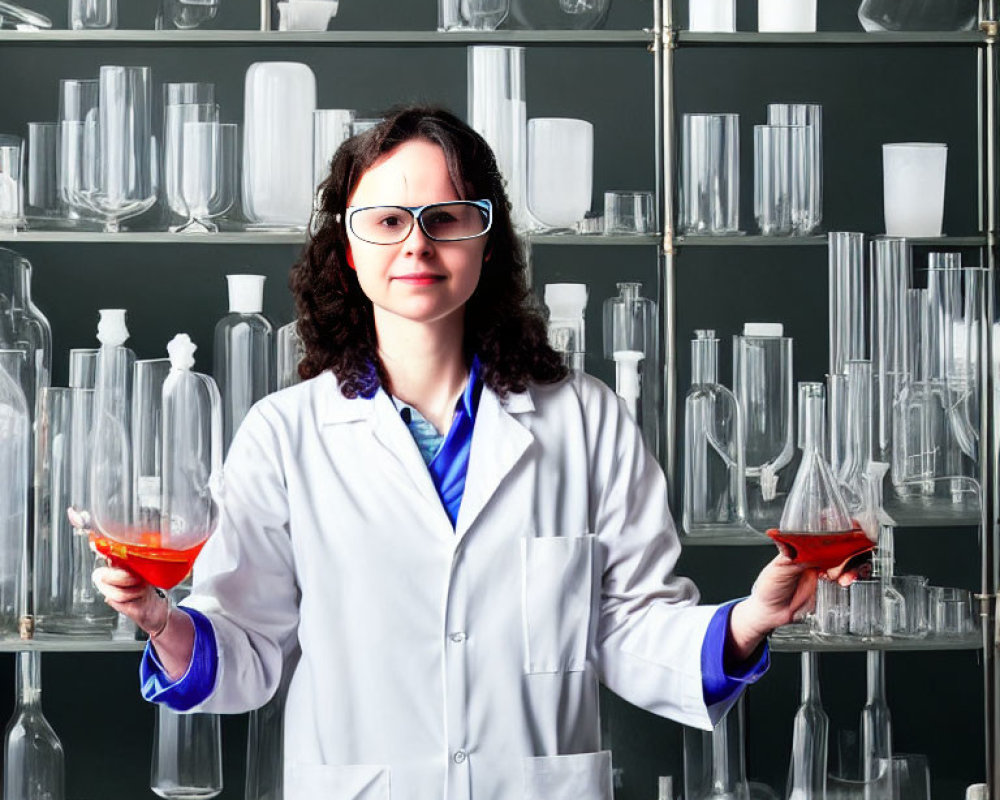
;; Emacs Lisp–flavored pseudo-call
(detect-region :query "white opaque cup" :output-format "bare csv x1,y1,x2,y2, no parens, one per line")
276,0,338,30
689,0,735,32
527,117,593,230
758,0,817,31
883,142,948,237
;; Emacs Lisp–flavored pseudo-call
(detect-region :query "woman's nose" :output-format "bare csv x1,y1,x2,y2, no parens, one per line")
402,217,434,255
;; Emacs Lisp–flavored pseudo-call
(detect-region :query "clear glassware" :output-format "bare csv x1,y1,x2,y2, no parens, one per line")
837,360,873,514
468,46,527,230
243,62,317,230
0,350,28,637
174,122,237,234
439,0,508,31
683,329,747,534
26,123,61,222
785,652,827,800
733,324,794,530
543,283,587,372
683,697,751,800
770,383,874,569
69,0,116,29
156,0,219,29
603,190,655,235
860,652,893,800
0,136,26,232
163,102,219,228
507,0,610,29
859,0,978,31
57,78,100,225
313,109,354,188
603,282,658,453
527,118,593,231
215,275,274,451
882,143,947,237
870,237,910,461
754,124,810,237
2,652,64,800
0,248,53,418
768,104,822,235
132,359,171,537
276,320,304,390
244,677,289,800
679,113,740,236
151,704,223,800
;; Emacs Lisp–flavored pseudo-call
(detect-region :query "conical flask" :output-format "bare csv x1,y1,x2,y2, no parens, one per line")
683,330,747,534
2,652,65,800
603,282,659,454
0,248,52,420
785,652,827,800
0,350,29,636
214,275,273,451
276,320,304,391
768,382,875,569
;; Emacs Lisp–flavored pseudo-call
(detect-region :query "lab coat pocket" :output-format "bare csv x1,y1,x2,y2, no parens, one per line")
523,751,613,800
521,534,597,674
286,762,391,800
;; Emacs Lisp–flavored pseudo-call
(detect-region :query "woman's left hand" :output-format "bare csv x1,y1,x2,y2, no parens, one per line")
726,552,869,662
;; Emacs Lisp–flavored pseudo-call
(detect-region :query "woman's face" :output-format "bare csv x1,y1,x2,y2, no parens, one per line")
345,139,487,332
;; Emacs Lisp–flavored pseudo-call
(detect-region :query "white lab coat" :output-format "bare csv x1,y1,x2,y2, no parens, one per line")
182,370,740,800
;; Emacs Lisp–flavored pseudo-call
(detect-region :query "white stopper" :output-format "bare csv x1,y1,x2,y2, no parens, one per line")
227,274,266,314
96,309,129,347
544,283,588,319
167,333,197,371
613,349,644,417
742,321,784,337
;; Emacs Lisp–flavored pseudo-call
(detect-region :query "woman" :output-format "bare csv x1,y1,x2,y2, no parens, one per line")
96,105,837,800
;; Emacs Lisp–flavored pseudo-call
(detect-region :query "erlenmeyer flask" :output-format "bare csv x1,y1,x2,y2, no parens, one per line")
769,383,875,569
683,697,751,800
0,249,53,420
603,282,658,453
2,652,64,800
683,330,747,534
214,275,273,451
0,350,29,637
785,652,827,800
151,703,222,799
276,320,304,391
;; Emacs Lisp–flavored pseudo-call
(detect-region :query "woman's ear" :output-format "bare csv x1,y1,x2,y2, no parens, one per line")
345,244,357,270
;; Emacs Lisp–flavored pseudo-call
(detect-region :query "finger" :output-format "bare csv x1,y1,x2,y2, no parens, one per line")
97,583,150,605
789,569,819,612
93,565,145,588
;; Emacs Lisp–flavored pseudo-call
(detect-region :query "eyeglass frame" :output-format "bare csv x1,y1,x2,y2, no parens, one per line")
339,199,493,245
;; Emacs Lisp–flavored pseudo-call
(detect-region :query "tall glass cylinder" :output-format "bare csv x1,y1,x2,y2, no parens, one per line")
860,652,893,799
0,350,28,637
786,652,827,800
243,62,317,230
754,124,810,236
26,123,60,221
2,652,64,800
870,237,911,461
163,102,219,226
679,113,740,236
245,678,289,800
683,697,750,800
0,249,52,420
468,46,527,229
838,360,873,514
151,705,223,800
768,104,823,235
828,232,867,375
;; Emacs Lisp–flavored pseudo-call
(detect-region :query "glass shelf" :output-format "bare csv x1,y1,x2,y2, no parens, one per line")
676,31,986,46
0,230,660,246
0,634,145,653
674,234,987,248
885,495,981,528
682,529,774,546
0,29,653,46
770,629,983,652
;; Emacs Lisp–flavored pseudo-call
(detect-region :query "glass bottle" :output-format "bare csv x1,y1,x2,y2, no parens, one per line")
683,697,750,800
3,652,65,800
214,275,274,452
683,330,747,534
603,282,659,454
0,350,29,637
544,283,587,372
785,652,827,800
0,248,52,421
860,652,893,800
276,320,304,391
770,383,874,569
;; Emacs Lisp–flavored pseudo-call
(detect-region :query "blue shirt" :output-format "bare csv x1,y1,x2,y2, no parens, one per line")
141,361,768,711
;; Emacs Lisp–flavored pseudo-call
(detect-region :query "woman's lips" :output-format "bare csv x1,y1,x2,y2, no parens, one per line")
392,273,446,285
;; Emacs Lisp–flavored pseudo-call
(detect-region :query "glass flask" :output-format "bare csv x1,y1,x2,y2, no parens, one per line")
858,0,978,31
769,383,875,569
683,330,747,534
683,697,750,800
0,248,53,420
0,350,28,637
733,323,794,531
276,320,304,391
860,652,893,800
151,704,223,799
2,652,64,800
603,282,658,453
214,275,274,452
507,0,610,29
785,652,827,800
544,283,587,372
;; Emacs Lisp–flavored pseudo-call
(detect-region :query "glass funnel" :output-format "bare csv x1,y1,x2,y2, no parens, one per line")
769,383,875,569
0,350,28,637
2,652,64,800
603,282,658,453
683,330,747,534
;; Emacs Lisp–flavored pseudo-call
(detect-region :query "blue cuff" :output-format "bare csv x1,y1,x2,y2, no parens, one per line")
701,600,770,709
140,606,219,712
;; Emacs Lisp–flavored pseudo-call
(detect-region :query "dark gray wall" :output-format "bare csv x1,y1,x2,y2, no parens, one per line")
0,0,987,798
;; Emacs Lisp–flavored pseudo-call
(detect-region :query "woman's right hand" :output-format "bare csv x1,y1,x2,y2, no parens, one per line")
92,564,169,637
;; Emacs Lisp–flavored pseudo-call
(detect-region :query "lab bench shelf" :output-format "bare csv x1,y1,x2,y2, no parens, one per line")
675,31,987,46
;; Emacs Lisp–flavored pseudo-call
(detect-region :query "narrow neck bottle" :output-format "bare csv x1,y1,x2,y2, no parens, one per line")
14,652,40,709
798,382,825,456
691,330,718,386
800,651,820,705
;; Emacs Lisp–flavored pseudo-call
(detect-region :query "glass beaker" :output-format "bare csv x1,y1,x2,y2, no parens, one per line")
0,350,28,637
683,697,751,800
527,117,593,231
163,102,219,228
882,143,947,237
438,0,508,31
151,704,223,799
57,78,100,225
544,283,587,372
603,282,658,452
69,0,116,29
683,330,747,534
769,383,874,569
768,104,822,235
156,0,219,29
276,320,304,390
754,124,811,237
468,46,527,230
679,113,740,236
2,652,64,800
785,652,827,800
175,122,237,234
313,109,354,189
26,123,60,222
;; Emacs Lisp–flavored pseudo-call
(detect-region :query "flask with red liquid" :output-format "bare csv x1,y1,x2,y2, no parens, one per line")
89,325,222,590
767,382,876,569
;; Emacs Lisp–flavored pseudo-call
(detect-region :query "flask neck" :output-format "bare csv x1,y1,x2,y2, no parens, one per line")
691,330,718,385
798,384,826,455
800,651,821,704
865,651,886,702
14,651,42,708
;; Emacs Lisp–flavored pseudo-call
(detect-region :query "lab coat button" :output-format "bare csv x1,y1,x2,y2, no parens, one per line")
453,749,467,764
449,632,466,643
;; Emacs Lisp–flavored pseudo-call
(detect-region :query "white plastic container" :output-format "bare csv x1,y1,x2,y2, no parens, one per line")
689,0,735,32
242,62,317,229
882,142,948,237
758,0,816,32
527,118,593,230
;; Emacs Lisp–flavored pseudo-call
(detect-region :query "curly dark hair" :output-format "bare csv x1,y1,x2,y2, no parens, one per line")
289,104,568,399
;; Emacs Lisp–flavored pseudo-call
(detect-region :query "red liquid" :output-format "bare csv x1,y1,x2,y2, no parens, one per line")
90,532,208,590
766,527,876,570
